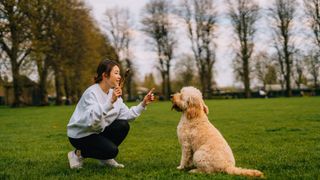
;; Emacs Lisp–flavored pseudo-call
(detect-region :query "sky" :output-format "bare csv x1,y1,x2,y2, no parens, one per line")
83,0,308,88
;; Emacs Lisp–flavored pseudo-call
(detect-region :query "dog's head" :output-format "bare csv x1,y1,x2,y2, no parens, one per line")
171,86,209,119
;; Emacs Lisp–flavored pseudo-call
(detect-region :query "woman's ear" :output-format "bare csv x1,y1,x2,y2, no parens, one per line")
186,97,201,119
102,72,109,79
103,72,106,77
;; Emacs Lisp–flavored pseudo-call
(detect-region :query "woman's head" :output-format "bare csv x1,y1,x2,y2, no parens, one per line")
94,60,121,87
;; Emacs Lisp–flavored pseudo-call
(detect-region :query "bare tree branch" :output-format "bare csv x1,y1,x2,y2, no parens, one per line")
141,0,176,99
227,0,259,98
179,0,217,98
269,0,298,97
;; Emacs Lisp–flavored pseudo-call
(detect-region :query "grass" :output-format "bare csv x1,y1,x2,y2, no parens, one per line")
0,97,319,179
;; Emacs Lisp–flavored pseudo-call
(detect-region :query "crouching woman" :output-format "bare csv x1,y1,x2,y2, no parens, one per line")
67,60,154,169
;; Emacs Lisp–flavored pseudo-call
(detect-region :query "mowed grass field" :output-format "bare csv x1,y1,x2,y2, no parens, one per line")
0,97,319,179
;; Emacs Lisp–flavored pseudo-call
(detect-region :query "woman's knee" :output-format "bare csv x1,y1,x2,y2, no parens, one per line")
109,146,119,158
115,120,130,133
101,146,119,159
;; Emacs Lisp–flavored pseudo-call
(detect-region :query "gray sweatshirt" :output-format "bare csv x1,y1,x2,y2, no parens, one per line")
67,84,145,138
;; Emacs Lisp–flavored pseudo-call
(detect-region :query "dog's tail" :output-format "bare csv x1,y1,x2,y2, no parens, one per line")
225,166,264,178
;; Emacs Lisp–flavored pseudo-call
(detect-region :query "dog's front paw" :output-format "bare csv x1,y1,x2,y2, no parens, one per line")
177,165,185,170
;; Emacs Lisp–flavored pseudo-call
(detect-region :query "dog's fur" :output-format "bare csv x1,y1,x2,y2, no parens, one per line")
172,86,264,178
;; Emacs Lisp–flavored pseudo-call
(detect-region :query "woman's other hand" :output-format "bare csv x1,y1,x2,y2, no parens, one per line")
112,85,122,103
142,88,155,107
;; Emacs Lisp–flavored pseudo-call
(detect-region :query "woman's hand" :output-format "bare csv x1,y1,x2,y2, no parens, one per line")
111,85,122,103
142,88,155,107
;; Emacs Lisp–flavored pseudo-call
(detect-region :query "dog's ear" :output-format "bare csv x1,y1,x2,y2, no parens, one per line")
186,97,201,119
202,100,209,115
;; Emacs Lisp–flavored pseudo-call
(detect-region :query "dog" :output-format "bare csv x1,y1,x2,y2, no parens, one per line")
171,86,264,178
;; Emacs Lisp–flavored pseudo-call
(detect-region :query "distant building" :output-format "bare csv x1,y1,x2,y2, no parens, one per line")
1,76,40,106
265,83,309,91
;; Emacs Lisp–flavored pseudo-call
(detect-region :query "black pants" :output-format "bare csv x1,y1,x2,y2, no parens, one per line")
69,120,130,160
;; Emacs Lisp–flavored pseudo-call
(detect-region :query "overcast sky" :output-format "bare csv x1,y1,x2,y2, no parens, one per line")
83,0,308,87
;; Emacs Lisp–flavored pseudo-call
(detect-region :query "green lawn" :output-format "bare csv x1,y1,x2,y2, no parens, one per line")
0,97,319,179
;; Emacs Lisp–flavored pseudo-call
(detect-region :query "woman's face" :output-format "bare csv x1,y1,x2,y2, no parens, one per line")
105,65,121,87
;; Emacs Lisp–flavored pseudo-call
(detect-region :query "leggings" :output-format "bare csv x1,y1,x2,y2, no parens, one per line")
68,120,130,160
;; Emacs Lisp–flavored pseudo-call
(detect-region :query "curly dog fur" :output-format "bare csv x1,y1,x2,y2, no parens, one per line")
172,86,264,177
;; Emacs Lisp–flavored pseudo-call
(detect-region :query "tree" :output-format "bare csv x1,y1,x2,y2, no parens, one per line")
304,0,320,48
38,0,116,105
179,0,217,98
141,0,176,100
172,54,200,92
292,53,307,90
143,73,158,90
254,52,277,89
272,46,286,93
269,0,298,97
0,0,32,106
103,7,135,100
60,1,116,104
27,0,56,105
0,0,123,107
44,0,74,105
24,0,73,105
306,51,320,88
228,0,259,98
265,65,278,85
304,0,320,89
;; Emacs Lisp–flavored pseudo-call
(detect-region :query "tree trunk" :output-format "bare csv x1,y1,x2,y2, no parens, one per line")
76,88,82,102
63,72,71,105
126,76,132,101
12,63,24,107
283,28,292,97
161,72,166,99
199,70,206,97
166,63,171,100
10,39,24,107
125,59,133,101
206,56,214,99
285,55,292,97
285,74,292,97
312,67,318,89
37,56,50,106
54,67,63,105
280,78,285,96
206,69,212,99
243,57,251,98
39,66,49,106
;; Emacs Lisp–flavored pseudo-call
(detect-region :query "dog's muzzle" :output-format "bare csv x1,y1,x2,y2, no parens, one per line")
171,103,182,112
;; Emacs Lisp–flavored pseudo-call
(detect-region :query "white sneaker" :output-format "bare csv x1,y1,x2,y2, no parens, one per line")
99,159,124,168
68,151,83,169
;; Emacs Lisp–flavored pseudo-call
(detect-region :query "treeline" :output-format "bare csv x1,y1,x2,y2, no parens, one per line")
137,0,320,99
0,0,117,107
1,0,320,107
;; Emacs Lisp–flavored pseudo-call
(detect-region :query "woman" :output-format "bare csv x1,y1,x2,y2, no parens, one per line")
67,60,155,169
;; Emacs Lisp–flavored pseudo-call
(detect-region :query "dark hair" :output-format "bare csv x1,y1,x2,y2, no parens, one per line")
94,60,120,83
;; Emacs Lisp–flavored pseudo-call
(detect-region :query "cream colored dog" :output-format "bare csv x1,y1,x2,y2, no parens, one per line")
171,86,264,178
